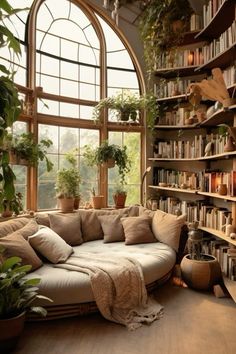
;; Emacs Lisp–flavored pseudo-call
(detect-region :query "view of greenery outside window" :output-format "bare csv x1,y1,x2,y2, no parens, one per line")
38,124,99,210
108,132,141,206
3,0,143,211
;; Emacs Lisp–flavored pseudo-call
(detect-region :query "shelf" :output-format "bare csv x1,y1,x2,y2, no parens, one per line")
156,94,189,103
155,65,199,79
197,191,236,202
223,275,236,303
196,42,236,72
199,226,236,247
149,151,236,162
148,185,198,194
200,107,234,126
154,124,199,130
195,0,235,40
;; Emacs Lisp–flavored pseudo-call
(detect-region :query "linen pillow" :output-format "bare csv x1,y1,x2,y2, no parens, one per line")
121,215,156,245
29,226,73,263
152,209,186,252
0,232,42,270
34,213,50,227
98,214,125,243
10,219,39,240
0,217,31,238
48,213,83,246
79,209,129,242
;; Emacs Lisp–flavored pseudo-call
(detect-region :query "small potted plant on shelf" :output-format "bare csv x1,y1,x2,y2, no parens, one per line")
55,149,81,213
180,221,222,290
9,132,54,171
90,187,104,209
0,247,52,352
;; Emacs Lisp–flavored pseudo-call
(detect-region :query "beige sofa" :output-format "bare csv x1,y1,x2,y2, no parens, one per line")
0,206,187,320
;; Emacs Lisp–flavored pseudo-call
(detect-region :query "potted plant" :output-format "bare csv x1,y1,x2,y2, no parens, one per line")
139,0,193,74
10,132,54,171
0,247,52,352
90,187,104,209
1,192,23,218
55,150,81,212
113,183,127,209
83,140,131,185
180,221,222,290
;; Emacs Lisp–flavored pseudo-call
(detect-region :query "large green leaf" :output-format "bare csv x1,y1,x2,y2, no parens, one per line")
0,256,22,272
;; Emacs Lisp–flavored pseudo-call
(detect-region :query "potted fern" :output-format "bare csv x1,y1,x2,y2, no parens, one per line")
0,247,52,352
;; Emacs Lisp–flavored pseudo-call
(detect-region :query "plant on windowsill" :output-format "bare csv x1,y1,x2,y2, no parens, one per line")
93,90,159,129
0,1,29,218
55,149,81,213
113,183,127,209
0,246,52,352
9,132,54,171
1,192,23,218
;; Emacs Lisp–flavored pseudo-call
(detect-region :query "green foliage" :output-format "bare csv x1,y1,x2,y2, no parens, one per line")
1,191,23,215
0,247,52,319
55,149,81,198
0,1,29,215
139,0,193,75
83,140,131,185
11,132,54,172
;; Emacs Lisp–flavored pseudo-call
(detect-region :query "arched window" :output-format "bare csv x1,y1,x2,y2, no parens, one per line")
1,0,144,210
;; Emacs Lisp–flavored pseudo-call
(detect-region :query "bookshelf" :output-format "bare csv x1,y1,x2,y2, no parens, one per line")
149,0,236,297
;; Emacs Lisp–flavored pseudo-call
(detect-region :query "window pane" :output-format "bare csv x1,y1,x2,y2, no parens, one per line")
59,127,79,153
80,82,96,101
107,69,139,89
61,61,78,80
37,99,59,115
60,79,78,98
40,55,59,76
60,102,79,119
80,105,94,120
61,38,79,62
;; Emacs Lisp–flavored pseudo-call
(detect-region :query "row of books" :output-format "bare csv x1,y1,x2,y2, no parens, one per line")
156,47,204,70
190,13,203,31
155,65,235,99
203,0,225,27
152,167,236,196
156,107,196,126
202,20,236,63
157,196,233,233
202,239,236,280
153,133,228,159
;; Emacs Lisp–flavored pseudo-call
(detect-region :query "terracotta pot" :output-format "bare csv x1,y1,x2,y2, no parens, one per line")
0,312,25,352
1,208,13,218
92,195,104,209
113,192,127,209
102,158,115,168
180,254,222,290
58,197,74,213
224,136,235,152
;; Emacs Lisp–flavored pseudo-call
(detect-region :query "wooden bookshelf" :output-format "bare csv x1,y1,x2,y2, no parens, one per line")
197,191,236,202
154,124,198,129
200,107,234,126
149,151,236,161
155,65,199,79
199,226,236,247
149,185,198,194
223,275,236,303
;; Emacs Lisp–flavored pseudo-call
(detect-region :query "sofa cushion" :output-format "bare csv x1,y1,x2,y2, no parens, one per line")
0,217,31,238
98,214,125,243
48,213,83,246
29,226,73,263
10,219,39,240
152,209,186,252
79,209,129,242
121,215,156,245
35,213,50,227
0,232,42,270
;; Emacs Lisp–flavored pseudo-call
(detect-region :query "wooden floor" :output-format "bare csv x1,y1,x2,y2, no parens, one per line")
13,281,236,354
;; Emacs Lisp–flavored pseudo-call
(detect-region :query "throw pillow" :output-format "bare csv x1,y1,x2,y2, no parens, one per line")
29,226,73,263
152,209,186,252
0,232,42,270
48,213,83,246
0,217,31,238
98,214,125,243
121,215,156,245
34,213,50,227
10,219,39,240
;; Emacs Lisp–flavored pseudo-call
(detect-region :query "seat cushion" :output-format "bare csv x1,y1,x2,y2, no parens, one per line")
26,240,176,306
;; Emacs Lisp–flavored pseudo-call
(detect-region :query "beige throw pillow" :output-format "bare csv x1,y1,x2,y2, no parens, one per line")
49,213,83,246
98,214,125,243
121,215,156,245
29,226,73,263
10,219,39,240
152,209,186,252
0,232,43,270
0,217,31,238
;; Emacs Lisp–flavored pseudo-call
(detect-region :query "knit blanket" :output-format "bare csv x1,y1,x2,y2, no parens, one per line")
54,253,163,330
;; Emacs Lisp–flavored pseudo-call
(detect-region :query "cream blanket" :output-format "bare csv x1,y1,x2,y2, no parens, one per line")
54,253,163,330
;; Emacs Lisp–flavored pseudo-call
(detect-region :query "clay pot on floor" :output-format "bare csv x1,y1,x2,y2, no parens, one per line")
0,312,26,352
